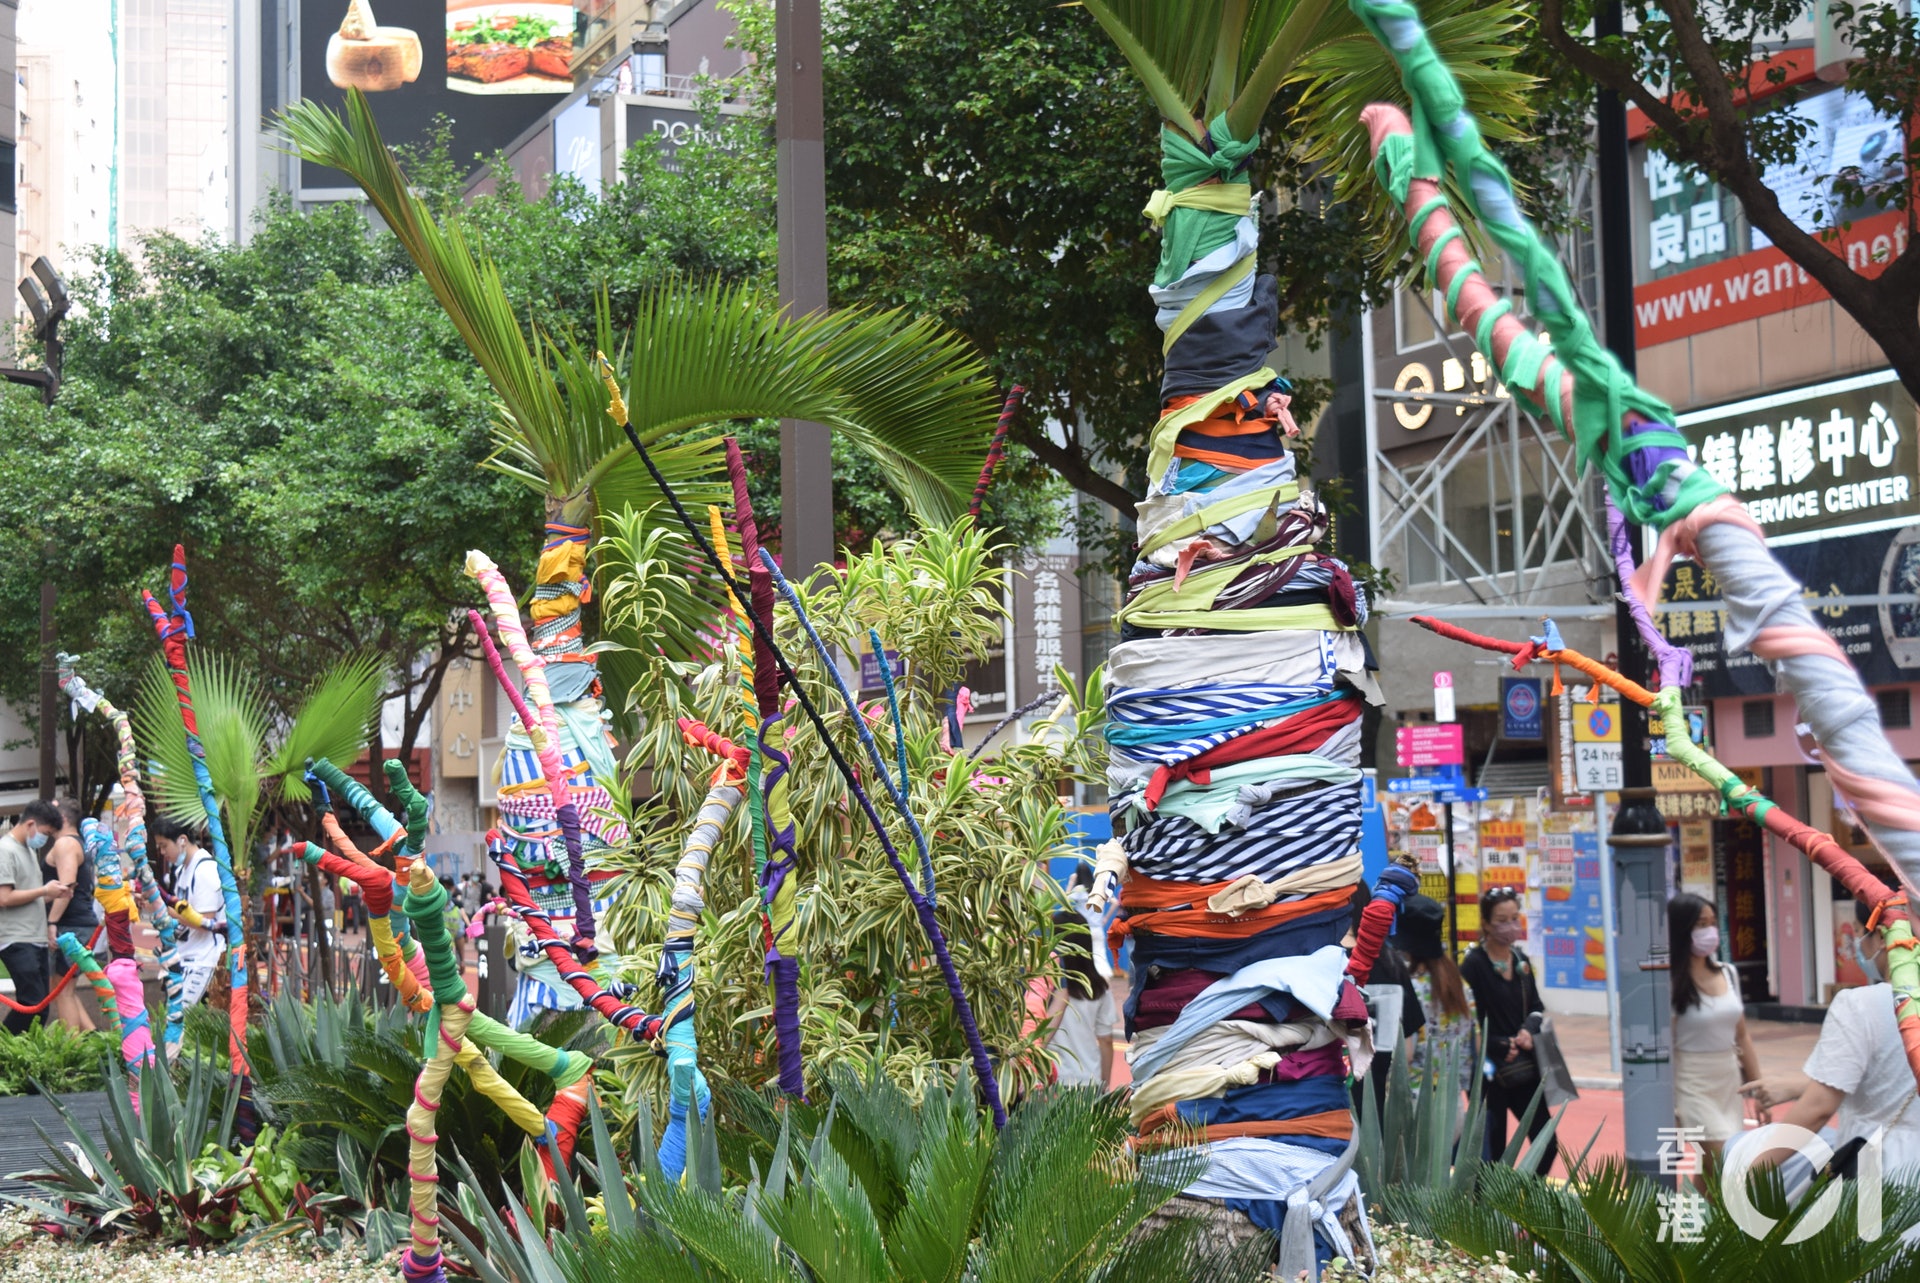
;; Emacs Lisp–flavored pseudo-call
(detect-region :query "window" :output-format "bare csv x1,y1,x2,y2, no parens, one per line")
634,52,667,93
0,142,15,213
1742,700,1775,740
1878,687,1911,730
1396,290,1438,350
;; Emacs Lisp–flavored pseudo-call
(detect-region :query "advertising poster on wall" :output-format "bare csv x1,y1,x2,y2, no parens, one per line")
1540,826,1607,991
445,2,575,94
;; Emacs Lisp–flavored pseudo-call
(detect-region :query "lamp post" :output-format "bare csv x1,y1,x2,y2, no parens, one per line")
775,0,833,578
8,257,70,801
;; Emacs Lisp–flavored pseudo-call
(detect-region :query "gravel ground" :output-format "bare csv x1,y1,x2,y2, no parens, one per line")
0,1211,399,1282
1328,1220,1532,1281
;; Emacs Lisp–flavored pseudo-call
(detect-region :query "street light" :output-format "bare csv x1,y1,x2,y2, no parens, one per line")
9,256,69,801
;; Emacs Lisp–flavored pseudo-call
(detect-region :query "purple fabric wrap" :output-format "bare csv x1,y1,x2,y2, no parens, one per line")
768,954,805,1096
1624,420,1691,492
552,798,595,957
1606,497,1693,688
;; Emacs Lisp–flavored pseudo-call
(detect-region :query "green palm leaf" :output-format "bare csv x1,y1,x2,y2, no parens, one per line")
134,652,269,850
266,652,386,800
279,91,1001,531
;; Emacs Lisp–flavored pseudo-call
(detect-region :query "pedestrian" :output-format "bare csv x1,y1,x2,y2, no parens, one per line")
461,872,483,918
151,817,226,1008
1741,895,1920,1180
1393,893,1474,1093
1043,905,1113,1088
44,800,101,1031
0,801,70,1034
1460,885,1558,1170
1669,893,1762,1157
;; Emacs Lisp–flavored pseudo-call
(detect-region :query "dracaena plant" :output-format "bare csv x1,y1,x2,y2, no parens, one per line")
591,517,1106,1108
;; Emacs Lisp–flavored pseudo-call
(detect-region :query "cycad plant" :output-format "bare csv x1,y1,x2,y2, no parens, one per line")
1425,1158,1920,1283
132,649,384,867
451,1068,1275,1283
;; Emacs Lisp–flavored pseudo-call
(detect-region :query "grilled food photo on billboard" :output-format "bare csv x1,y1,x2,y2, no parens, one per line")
326,0,422,92
446,2,573,94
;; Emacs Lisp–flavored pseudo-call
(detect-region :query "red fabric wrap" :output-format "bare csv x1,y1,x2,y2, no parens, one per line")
1346,896,1397,983
1142,695,1364,809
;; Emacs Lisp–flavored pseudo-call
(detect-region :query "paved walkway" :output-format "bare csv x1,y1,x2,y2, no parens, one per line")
0,1091,112,1195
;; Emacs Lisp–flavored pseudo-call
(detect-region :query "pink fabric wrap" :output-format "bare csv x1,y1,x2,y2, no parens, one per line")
108,958,153,1067
1627,495,1766,607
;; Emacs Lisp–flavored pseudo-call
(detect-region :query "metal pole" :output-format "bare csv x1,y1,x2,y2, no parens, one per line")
775,0,834,579
1595,787,1623,1076
38,577,56,801
1596,0,1673,1179
1443,801,1457,953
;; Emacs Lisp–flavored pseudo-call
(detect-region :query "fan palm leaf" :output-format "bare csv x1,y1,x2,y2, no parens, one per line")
133,651,382,856
134,651,270,850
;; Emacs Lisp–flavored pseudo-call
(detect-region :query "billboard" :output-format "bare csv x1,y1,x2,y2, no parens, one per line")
1673,369,1916,544
301,0,575,192
1631,86,1906,346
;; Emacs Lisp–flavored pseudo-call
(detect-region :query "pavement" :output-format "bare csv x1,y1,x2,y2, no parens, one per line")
0,1091,112,1195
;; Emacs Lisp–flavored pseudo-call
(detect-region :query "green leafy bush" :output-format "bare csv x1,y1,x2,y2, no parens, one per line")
0,1020,115,1095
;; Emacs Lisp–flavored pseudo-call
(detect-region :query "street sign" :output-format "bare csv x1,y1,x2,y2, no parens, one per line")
1501,675,1543,740
1572,700,1623,792
1437,786,1489,804
1434,671,1456,723
1388,773,1459,794
1395,723,1465,768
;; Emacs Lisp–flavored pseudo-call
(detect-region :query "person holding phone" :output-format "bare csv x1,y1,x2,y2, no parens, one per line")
0,801,71,1033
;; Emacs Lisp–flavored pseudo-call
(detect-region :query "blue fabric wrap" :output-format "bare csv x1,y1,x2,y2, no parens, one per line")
1221,1202,1339,1271
1124,903,1352,991
1172,1074,1352,1127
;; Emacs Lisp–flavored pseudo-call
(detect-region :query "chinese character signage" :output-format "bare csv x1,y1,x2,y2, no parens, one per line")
1660,519,1920,697
1640,150,1736,280
1677,371,1916,542
1540,828,1606,990
1010,551,1079,719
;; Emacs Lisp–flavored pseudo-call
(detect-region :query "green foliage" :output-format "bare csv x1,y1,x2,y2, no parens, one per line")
0,1020,116,1095
246,986,606,1202
594,519,1104,1110
1354,1032,1569,1236
451,1067,1271,1283
3,1049,252,1245
1424,1158,1920,1283
0,195,535,792
132,649,383,862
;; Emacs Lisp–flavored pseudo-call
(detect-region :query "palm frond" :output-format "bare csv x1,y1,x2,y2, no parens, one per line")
266,652,387,800
133,652,269,848
282,93,1003,536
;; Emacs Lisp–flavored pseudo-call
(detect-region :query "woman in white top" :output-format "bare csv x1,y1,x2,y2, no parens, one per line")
1669,893,1763,1154
1743,895,1920,1181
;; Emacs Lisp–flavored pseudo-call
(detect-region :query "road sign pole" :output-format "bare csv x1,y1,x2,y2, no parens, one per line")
1443,801,1457,955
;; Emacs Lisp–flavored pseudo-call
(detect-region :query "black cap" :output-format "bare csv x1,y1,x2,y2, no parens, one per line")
1390,893,1447,963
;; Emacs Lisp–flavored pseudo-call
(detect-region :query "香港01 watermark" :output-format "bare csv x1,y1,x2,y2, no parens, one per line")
1657,1124,1898,1242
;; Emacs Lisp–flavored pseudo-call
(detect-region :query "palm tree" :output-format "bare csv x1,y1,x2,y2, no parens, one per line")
133,650,385,867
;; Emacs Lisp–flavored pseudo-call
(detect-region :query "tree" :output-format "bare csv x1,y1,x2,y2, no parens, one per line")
1538,0,1920,401
821,0,1538,523
0,197,539,789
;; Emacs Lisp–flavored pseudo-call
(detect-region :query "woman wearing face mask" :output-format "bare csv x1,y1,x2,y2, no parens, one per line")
1669,894,1763,1157
1740,896,1920,1178
1460,886,1557,1170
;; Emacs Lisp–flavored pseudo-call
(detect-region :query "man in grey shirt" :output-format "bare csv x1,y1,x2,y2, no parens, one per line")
0,801,71,1033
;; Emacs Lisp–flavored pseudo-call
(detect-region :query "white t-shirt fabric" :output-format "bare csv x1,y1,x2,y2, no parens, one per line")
1803,983,1920,1177
1050,993,1110,1087
173,848,227,969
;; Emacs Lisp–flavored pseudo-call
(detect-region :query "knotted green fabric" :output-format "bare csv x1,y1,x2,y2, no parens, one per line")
1352,0,1724,530
1149,114,1260,288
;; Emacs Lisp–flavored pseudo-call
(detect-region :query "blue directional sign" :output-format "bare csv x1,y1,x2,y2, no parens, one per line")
1437,786,1489,804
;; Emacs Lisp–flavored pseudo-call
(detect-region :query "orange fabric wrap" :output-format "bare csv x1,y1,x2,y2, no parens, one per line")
1113,880,1357,945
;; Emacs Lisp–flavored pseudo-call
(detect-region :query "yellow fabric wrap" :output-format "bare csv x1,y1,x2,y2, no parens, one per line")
1118,544,1315,620
530,534,587,625
1143,182,1252,226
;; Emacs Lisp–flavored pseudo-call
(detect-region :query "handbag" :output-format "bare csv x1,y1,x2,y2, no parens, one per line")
1530,1013,1580,1107
1493,1047,1541,1095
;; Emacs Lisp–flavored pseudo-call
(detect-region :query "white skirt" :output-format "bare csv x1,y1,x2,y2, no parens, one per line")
1673,1048,1747,1141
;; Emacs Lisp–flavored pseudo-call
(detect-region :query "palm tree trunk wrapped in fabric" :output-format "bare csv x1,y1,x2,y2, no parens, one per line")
140,548,257,1136
1069,2,1538,1270
57,655,180,1060
1349,0,1920,1083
